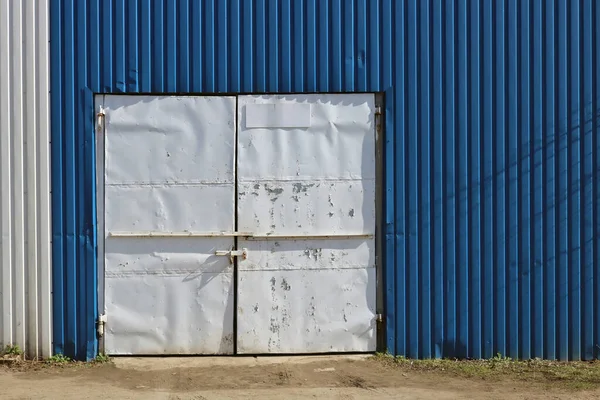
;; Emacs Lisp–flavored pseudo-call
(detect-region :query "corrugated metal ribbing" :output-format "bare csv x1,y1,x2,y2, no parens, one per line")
51,0,600,360
0,0,52,359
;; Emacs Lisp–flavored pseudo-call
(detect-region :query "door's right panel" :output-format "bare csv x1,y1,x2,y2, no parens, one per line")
236,94,377,353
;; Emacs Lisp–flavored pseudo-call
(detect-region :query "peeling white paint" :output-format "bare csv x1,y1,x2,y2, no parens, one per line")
236,94,377,354
237,268,376,354
100,94,377,355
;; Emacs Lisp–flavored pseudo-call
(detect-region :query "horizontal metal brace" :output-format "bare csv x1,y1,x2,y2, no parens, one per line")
108,232,373,240
245,233,374,240
107,231,253,238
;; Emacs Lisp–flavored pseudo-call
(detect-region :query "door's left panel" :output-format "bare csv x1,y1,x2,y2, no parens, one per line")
99,95,236,355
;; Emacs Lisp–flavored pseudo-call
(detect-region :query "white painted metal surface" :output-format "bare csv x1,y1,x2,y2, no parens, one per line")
101,96,236,354
0,0,52,359
236,94,377,353
101,94,377,355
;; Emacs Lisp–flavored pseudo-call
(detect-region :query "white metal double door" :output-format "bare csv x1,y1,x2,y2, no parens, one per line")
99,94,377,355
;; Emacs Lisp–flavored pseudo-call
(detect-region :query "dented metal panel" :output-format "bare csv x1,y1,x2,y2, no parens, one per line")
238,181,376,236
237,94,376,237
100,95,236,355
237,94,377,353
104,237,234,355
238,268,376,354
241,239,374,271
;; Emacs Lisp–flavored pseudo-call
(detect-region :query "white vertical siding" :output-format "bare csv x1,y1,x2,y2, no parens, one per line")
0,0,51,359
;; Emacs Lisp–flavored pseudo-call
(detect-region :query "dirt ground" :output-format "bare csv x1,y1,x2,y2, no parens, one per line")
1,355,600,399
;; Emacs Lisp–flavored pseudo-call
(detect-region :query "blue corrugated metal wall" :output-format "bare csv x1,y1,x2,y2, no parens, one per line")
50,0,600,360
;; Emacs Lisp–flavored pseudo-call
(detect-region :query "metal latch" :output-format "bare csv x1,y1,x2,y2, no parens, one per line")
215,248,248,264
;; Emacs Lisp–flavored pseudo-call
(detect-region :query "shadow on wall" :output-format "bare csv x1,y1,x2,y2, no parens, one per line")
388,99,600,360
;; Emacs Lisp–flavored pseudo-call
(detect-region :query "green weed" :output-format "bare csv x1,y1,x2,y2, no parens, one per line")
2,345,23,356
373,353,600,390
45,354,72,364
93,353,110,363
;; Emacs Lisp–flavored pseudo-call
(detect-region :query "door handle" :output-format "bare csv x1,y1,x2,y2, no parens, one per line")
215,248,248,264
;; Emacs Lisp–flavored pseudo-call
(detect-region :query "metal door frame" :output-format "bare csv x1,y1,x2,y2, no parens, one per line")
374,92,385,352
95,94,106,351
95,93,386,355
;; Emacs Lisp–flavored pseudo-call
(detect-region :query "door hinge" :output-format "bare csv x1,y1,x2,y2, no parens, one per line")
375,106,383,116
96,314,107,337
96,106,106,133
376,313,383,323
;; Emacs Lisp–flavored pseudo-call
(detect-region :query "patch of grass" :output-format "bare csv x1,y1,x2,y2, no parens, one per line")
373,353,600,390
93,353,110,364
2,345,23,356
1,351,111,372
45,354,72,365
